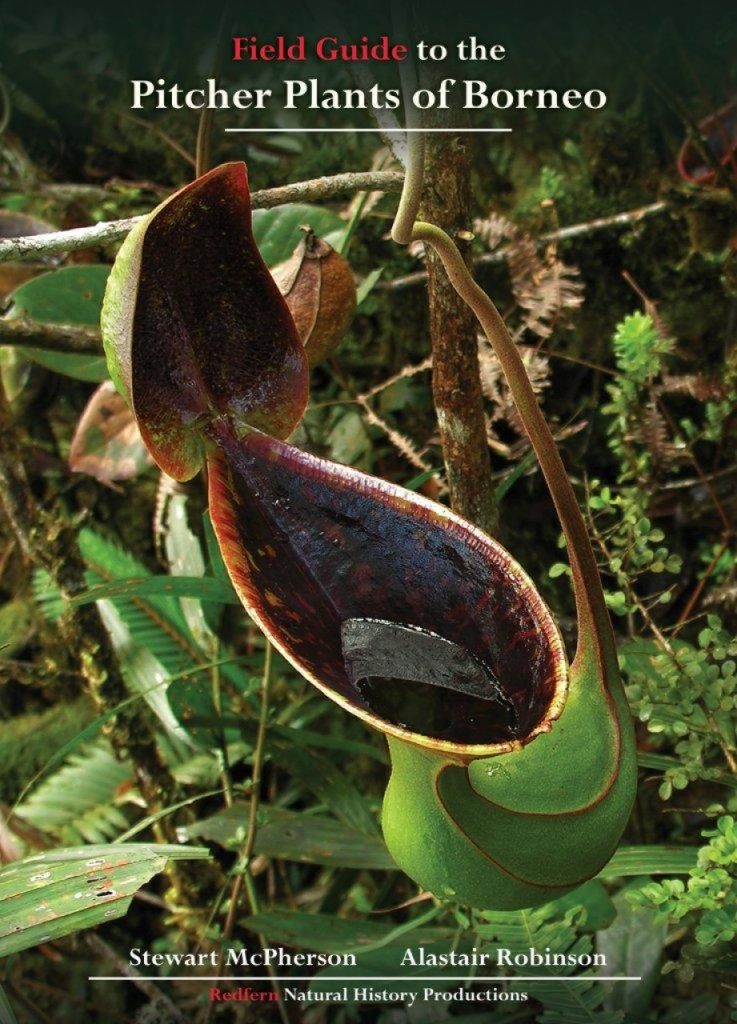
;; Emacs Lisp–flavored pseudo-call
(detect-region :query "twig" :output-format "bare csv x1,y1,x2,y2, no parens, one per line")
5,981,53,1024
85,934,186,1024
673,538,730,636
0,76,11,137
221,642,287,1020
379,200,670,292
0,318,101,354
356,396,437,477
223,645,271,939
532,200,668,245
361,355,433,400
40,181,167,204
0,170,404,263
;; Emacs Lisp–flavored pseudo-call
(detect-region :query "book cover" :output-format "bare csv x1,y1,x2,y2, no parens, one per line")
0,1,735,1021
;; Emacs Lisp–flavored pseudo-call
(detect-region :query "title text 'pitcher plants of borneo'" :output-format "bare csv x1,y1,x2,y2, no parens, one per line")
101,160,636,910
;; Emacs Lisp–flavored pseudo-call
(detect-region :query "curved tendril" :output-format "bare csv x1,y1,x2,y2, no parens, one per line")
391,133,615,675
390,41,424,246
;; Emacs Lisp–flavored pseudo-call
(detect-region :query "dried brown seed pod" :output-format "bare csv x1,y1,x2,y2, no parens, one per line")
272,228,357,366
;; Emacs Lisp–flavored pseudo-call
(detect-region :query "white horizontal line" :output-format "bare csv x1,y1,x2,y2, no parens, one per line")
224,127,512,133
89,975,641,982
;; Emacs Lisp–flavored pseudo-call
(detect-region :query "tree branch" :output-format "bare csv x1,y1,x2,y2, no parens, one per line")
0,318,101,354
0,170,404,263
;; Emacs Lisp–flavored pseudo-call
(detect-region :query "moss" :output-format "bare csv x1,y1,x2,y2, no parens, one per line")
0,696,96,802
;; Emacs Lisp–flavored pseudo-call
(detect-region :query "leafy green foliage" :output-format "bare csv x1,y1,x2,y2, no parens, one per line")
623,621,737,799
631,816,737,949
578,313,682,619
183,805,394,870
544,303,737,1021
244,910,453,954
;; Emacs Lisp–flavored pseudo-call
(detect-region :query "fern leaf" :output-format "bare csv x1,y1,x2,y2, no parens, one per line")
477,903,625,1023
33,527,254,698
15,742,132,845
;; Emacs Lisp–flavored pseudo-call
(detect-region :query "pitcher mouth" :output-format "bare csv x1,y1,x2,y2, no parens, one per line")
208,428,569,763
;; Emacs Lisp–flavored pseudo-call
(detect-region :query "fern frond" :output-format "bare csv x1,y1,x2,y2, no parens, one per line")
15,742,132,845
517,254,585,340
357,399,435,475
33,527,253,698
479,338,551,436
477,903,624,1023
474,211,584,339
473,211,516,250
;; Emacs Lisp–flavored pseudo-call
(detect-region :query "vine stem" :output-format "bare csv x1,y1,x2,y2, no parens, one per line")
391,132,616,673
390,56,424,245
194,0,232,178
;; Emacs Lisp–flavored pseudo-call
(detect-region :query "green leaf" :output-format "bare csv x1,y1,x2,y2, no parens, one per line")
95,601,194,745
165,673,253,750
494,449,537,503
16,742,132,844
599,846,698,879
0,844,209,957
202,511,231,584
269,723,386,763
165,493,219,657
70,575,239,607
252,204,344,266
182,805,395,870
597,883,666,1018
266,740,379,837
477,904,624,1024
4,265,110,381
327,409,371,467
253,809,393,869
243,910,453,953
34,527,254,730
545,880,617,932
662,994,719,1024
638,752,737,790
0,985,18,1024
404,468,440,492
172,713,387,762
356,268,383,305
